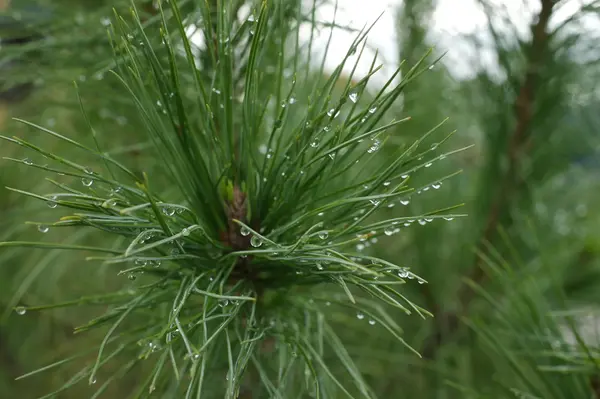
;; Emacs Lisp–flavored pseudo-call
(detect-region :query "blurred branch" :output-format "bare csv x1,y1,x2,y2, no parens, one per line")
422,0,556,359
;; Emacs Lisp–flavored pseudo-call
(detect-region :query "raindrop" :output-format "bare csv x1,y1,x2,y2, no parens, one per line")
384,227,394,236
432,182,442,189
90,377,97,385
135,258,146,266
383,181,391,186
38,225,49,233
369,199,380,206
371,237,378,244
23,158,33,165
356,243,365,251
387,203,395,208
327,108,340,118
428,65,434,70
318,231,328,240
418,280,425,284
128,273,137,281
425,218,433,222
162,206,175,217
15,306,26,315
310,139,319,148
47,196,58,208
418,219,427,225
288,97,297,105
316,263,324,271
398,270,409,278
81,177,93,187
368,319,376,325
247,14,256,22
348,92,358,103
369,107,377,114
259,144,268,154
240,226,251,236
401,174,409,179
181,227,190,236
328,153,335,160
317,212,324,217
423,186,430,191
400,199,410,206
326,301,331,306
425,162,433,168
218,299,229,308
356,312,365,320
443,217,454,221
250,235,263,248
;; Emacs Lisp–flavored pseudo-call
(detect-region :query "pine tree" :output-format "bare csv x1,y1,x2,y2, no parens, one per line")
2,0,600,398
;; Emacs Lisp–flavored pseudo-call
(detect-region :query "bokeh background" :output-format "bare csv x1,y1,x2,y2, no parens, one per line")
1,0,600,397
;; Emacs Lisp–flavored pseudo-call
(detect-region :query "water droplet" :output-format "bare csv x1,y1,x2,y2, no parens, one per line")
81,177,93,187
384,227,394,236
326,301,331,306
328,153,335,160
432,182,442,189
400,199,411,206
316,263,324,270
368,319,376,325
259,144,268,154
425,162,433,168
356,312,365,320
348,92,358,103
90,377,97,384
128,273,137,281
369,199,380,206
181,228,190,236
398,270,409,278
428,65,434,70
418,280,425,284
418,219,427,226
369,107,377,114
218,299,229,308
356,243,365,251
162,206,175,217
318,231,328,240
240,226,251,236
317,212,324,217
38,225,49,233
423,186,430,192
310,138,319,148
327,108,340,118
443,217,454,221
401,174,409,179
247,14,256,22
23,158,33,165
15,306,26,315
250,235,262,247
47,196,58,208
288,97,297,105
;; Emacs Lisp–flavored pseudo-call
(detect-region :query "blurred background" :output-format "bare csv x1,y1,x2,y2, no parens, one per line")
1,0,600,397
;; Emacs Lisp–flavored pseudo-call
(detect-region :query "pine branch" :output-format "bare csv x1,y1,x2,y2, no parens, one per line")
422,0,557,359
